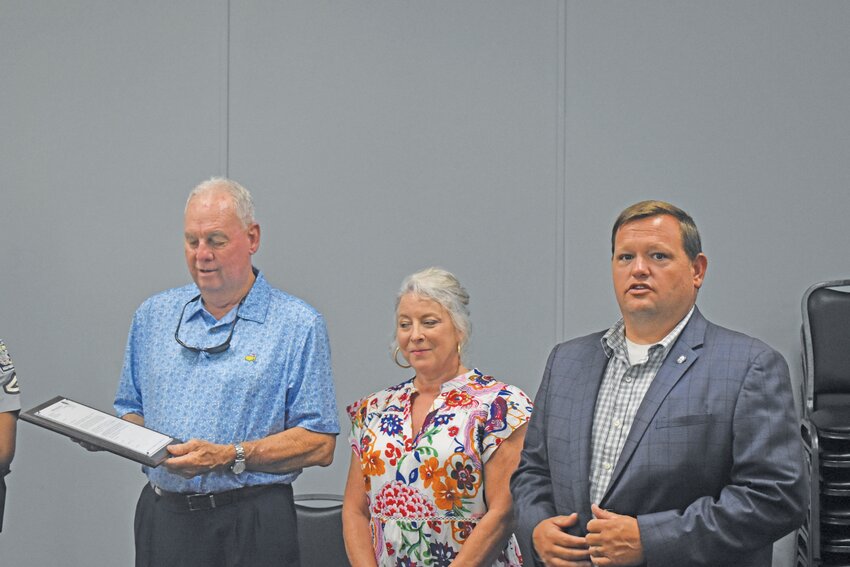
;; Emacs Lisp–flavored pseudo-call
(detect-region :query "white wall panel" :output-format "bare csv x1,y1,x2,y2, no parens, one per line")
227,1,562,494
0,2,227,564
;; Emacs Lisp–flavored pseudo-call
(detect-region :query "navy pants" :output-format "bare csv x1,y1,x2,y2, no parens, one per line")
134,483,300,567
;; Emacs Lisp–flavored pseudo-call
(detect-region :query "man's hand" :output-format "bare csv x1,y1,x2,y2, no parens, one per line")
532,513,592,566
163,439,235,479
585,504,644,566
71,438,102,452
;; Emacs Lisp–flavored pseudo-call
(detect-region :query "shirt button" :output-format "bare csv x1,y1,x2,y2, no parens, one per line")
624,376,632,383
603,462,612,471
613,419,621,428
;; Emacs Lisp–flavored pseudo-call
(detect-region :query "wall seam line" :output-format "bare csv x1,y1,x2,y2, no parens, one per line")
556,0,568,344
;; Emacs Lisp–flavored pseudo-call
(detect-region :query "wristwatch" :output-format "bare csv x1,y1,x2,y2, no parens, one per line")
231,443,246,474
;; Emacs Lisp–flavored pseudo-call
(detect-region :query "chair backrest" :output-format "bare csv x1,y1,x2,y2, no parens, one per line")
294,493,350,567
802,280,850,412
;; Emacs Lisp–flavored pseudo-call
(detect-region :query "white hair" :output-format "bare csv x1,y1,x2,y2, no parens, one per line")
394,267,471,355
186,177,256,228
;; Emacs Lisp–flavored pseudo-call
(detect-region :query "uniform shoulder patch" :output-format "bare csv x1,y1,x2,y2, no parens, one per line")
2,372,18,395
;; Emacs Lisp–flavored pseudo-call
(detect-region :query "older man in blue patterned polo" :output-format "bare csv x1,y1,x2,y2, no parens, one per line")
114,177,339,567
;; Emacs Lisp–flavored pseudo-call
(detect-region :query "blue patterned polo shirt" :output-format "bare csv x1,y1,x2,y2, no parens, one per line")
114,270,339,493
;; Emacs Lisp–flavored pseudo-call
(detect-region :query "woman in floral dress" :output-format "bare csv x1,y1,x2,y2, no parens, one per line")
343,268,532,567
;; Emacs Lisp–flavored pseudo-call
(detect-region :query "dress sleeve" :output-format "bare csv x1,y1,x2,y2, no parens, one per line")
346,396,368,456
480,384,533,462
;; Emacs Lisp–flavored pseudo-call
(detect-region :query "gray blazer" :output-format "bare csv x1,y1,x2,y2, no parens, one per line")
511,307,807,567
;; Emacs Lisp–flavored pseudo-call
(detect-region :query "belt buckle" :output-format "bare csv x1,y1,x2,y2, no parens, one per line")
186,493,216,511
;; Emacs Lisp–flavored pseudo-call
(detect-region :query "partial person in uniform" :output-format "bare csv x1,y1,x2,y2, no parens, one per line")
0,339,21,533
343,267,532,566
112,178,339,567
511,200,807,566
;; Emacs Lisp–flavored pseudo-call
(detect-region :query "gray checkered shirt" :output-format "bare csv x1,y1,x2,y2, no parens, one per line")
588,309,694,505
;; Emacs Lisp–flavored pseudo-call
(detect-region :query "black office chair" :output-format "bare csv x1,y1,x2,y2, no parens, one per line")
294,493,350,567
798,280,850,567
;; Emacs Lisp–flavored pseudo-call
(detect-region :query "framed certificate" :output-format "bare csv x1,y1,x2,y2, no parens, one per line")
21,396,178,467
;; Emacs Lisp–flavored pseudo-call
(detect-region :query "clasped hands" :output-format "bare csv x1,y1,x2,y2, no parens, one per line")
532,504,644,567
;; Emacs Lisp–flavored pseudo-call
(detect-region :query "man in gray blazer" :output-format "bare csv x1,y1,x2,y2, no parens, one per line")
511,200,807,566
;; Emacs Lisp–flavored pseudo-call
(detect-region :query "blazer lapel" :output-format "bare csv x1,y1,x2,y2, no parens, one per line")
569,340,609,523
602,309,708,503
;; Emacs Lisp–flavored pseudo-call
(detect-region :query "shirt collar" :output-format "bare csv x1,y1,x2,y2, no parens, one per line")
184,268,270,325
401,368,479,395
602,306,696,362
439,368,478,392
235,269,270,324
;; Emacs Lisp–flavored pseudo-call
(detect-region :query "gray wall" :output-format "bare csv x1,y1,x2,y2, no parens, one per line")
1,1,848,565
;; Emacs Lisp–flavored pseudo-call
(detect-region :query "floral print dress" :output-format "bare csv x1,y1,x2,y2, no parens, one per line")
347,369,533,567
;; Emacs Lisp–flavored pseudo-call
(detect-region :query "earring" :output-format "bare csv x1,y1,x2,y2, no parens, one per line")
393,346,412,369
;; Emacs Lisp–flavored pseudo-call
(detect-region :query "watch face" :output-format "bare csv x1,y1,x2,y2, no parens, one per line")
232,461,246,474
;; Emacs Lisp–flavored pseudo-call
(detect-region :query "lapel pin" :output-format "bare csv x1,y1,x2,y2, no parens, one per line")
676,355,686,364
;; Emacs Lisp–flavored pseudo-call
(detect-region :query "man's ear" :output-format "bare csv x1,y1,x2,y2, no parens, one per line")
692,253,708,289
247,223,261,255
